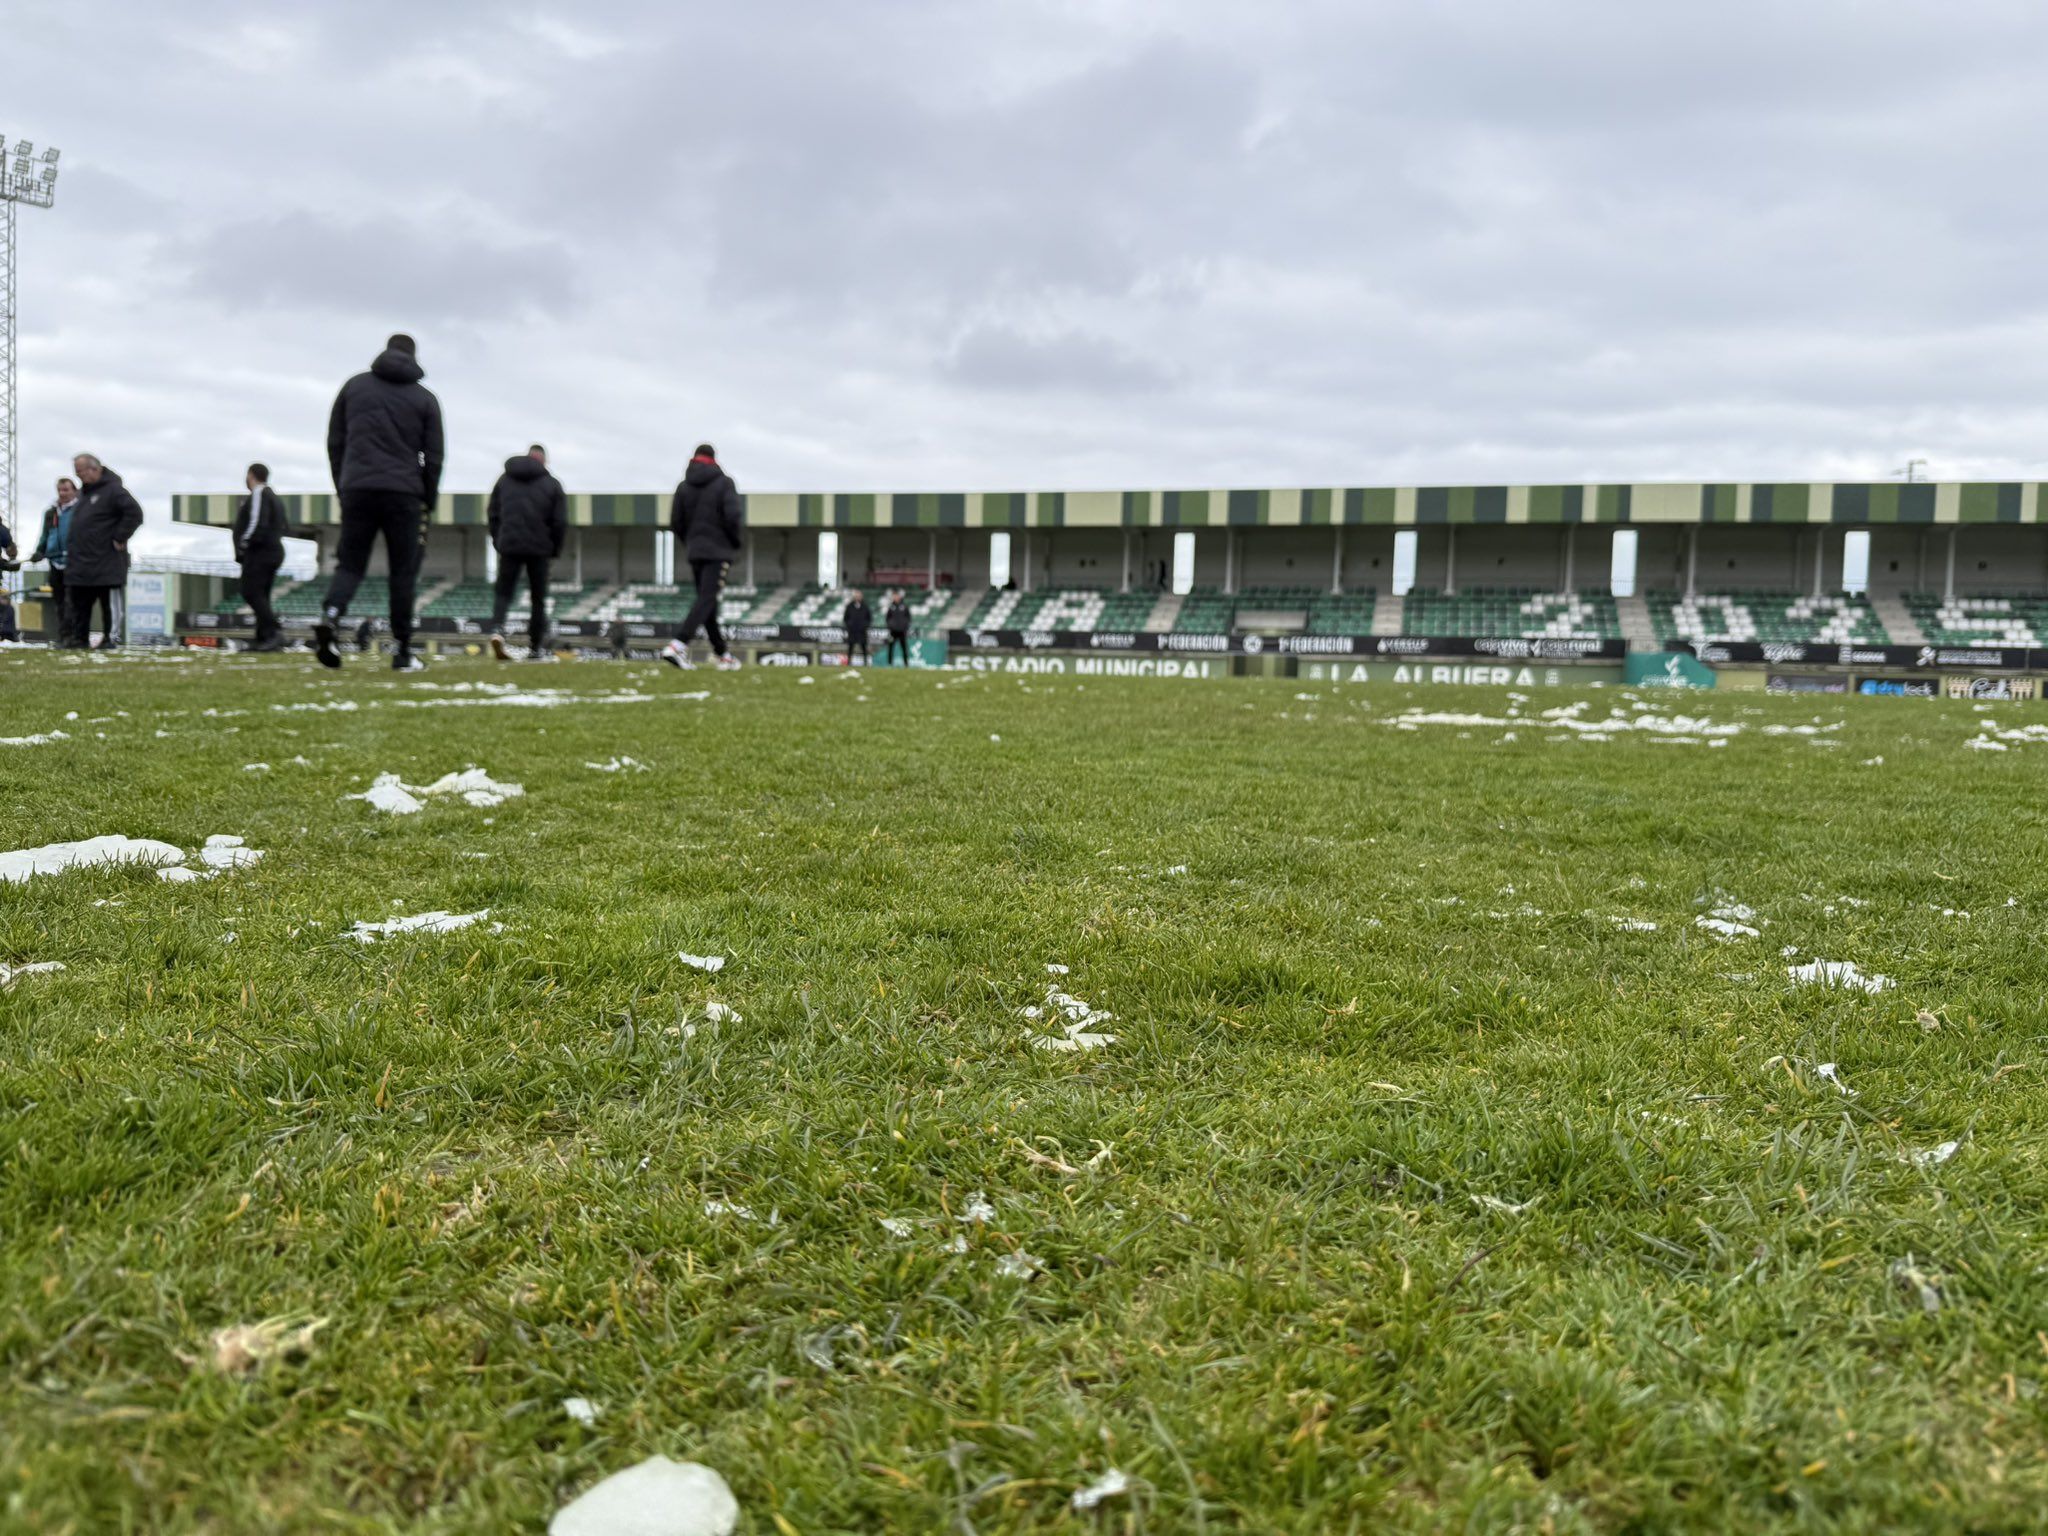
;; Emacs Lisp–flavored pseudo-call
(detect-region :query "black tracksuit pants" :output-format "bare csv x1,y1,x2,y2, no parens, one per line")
69,584,121,648
490,554,551,650
675,558,729,656
883,631,910,666
324,488,424,647
45,570,69,646
847,629,869,662
240,558,281,645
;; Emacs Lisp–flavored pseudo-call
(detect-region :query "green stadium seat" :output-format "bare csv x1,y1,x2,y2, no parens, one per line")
1650,591,1889,646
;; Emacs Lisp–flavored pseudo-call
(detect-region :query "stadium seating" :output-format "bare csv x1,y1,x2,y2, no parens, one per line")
1906,594,2048,646
1650,591,1889,646
774,584,954,628
1173,587,1238,633
587,583,760,626
1306,591,1377,635
1404,588,1620,640
964,587,1155,631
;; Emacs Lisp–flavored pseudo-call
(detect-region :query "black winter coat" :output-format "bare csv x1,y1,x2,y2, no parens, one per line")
67,470,144,587
328,347,445,504
488,456,567,558
885,599,911,637
671,458,744,562
843,598,872,638
235,486,287,566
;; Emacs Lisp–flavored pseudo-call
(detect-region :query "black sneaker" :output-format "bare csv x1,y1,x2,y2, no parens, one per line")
392,649,426,673
313,616,343,670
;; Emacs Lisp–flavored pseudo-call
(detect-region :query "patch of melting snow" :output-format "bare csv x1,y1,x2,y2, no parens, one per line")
561,1397,599,1426
1026,986,1117,1051
0,730,69,747
585,756,649,773
1814,1062,1856,1096
243,762,270,773
350,909,493,942
1903,1140,1960,1168
878,1217,915,1238
0,835,186,883
1071,1469,1132,1513
0,960,64,988
1472,1194,1543,1215
995,1250,1044,1279
679,952,726,973
346,767,524,814
958,1192,997,1224
1697,916,1760,941
548,1457,739,1536
1609,917,1658,932
1789,960,1893,994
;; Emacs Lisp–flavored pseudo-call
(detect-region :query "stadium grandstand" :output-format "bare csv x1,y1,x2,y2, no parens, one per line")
100,478,2048,687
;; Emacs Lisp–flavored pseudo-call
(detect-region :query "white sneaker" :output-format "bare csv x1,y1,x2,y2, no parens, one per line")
488,631,511,662
715,653,742,671
660,639,694,670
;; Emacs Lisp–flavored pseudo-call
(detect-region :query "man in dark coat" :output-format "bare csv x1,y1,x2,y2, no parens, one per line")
485,444,567,660
0,592,17,643
29,477,78,643
316,333,444,672
235,462,289,651
883,589,912,667
66,455,144,650
659,444,744,672
842,588,872,664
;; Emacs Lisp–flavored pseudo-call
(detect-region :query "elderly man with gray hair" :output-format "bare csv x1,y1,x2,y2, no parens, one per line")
65,454,143,650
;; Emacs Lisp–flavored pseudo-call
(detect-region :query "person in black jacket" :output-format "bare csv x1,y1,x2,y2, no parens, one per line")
659,444,745,672
485,444,567,660
0,591,17,643
66,455,144,650
882,589,912,667
235,462,289,651
316,333,444,672
842,589,872,664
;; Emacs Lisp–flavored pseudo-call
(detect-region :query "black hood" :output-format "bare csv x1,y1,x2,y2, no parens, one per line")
684,458,723,488
370,348,425,384
504,455,547,481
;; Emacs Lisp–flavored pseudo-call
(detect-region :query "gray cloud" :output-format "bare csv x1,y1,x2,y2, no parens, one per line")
5,0,2048,564
176,213,580,320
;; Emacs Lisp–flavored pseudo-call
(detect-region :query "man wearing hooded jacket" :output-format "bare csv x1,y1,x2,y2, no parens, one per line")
485,444,567,660
315,333,444,671
659,444,744,671
235,463,289,651
66,455,144,649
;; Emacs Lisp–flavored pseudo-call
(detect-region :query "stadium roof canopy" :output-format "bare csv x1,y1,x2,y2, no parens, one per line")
174,481,2047,531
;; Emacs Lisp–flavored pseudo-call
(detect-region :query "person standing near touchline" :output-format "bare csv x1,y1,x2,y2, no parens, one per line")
660,443,744,672
842,587,871,665
883,588,912,666
485,443,567,661
235,462,288,652
66,455,144,650
29,476,77,644
315,333,444,672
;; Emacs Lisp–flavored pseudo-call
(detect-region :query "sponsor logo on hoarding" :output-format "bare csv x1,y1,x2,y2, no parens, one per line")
1156,633,1230,652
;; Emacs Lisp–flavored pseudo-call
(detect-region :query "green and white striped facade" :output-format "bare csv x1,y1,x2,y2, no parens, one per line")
171,480,2048,532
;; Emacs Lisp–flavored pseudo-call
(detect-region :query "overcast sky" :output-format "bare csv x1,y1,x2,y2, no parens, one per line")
10,1,2048,559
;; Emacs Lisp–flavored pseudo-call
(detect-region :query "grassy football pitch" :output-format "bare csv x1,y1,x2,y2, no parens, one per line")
1,653,2045,1532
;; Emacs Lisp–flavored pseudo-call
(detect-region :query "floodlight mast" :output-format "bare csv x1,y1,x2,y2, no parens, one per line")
0,136,61,558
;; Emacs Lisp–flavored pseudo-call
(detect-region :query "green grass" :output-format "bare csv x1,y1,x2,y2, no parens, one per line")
2,653,2046,1532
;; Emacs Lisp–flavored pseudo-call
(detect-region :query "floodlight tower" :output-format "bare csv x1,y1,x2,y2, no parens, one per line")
0,135,61,546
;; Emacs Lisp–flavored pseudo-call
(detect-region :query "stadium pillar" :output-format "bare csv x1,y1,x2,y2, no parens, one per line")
1814,532,1826,598
926,531,936,590
1223,529,1235,595
573,530,583,588
1944,529,1956,603
1120,531,1131,593
1685,526,1698,598
1331,526,1343,595
1022,530,1032,592
748,539,756,588
1561,525,1575,591
1446,526,1457,595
